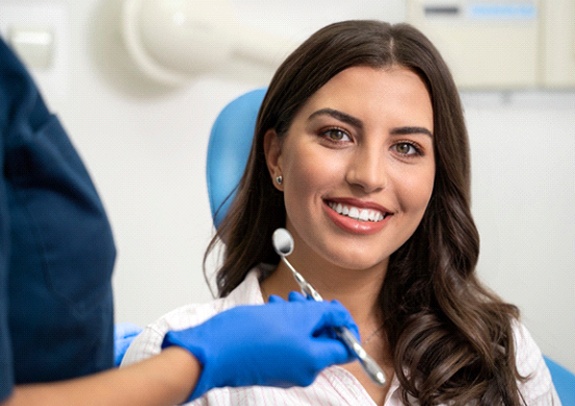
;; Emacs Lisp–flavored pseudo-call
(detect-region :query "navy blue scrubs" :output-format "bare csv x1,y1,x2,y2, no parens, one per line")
0,37,116,400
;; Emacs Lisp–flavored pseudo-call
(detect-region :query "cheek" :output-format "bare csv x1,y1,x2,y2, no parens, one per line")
282,147,339,212
396,167,435,214
285,160,322,201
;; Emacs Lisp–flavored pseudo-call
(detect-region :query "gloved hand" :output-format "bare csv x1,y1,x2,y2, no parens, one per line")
162,292,359,401
114,322,143,366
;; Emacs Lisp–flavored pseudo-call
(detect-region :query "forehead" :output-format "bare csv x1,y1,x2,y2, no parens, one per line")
297,65,433,124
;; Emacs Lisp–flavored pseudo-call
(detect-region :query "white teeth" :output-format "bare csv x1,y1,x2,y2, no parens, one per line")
349,207,360,219
328,202,386,222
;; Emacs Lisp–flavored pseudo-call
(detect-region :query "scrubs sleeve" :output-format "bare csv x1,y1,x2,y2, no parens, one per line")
0,36,116,396
0,189,12,400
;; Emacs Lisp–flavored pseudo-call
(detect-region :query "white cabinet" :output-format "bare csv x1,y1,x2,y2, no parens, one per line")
407,1,575,89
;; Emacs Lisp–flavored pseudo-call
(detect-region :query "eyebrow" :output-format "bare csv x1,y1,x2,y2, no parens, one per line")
308,108,364,130
308,108,433,138
391,126,433,138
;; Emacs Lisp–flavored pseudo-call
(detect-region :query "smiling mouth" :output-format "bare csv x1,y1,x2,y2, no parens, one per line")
327,201,389,222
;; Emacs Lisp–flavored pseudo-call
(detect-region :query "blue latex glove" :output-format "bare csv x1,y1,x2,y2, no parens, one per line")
162,292,359,401
114,322,143,366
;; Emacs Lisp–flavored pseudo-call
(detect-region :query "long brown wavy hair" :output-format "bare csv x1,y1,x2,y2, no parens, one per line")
205,20,524,405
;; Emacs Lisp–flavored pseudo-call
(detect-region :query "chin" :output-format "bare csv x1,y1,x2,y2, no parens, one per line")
324,252,389,273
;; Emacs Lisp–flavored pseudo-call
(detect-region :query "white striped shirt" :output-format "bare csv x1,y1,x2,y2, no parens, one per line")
122,267,560,405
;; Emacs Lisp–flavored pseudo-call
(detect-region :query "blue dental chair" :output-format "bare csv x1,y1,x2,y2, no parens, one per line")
206,88,267,228
544,356,575,405
204,88,575,405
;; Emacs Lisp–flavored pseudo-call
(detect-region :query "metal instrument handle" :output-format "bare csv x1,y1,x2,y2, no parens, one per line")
280,257,386,386
336,327,386,386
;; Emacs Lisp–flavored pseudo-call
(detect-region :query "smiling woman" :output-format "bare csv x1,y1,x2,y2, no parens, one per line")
260,66,432,390
263,66,435,274
122,20,560,405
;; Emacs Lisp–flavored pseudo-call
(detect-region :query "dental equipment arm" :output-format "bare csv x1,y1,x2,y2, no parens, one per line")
122,0,293,85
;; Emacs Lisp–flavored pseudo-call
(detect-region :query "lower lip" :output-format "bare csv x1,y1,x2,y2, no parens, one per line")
323,203,389,235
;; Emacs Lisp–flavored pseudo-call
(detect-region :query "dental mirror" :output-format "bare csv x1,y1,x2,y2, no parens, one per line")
272,228,294,256
272,228,322,301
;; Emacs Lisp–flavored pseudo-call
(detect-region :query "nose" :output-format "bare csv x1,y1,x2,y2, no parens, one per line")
345,144,387,193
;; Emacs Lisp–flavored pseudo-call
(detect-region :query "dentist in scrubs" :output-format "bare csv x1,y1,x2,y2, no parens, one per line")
0,37,358,405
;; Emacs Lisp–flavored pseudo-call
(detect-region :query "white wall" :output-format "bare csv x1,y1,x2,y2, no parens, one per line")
4,0,573,372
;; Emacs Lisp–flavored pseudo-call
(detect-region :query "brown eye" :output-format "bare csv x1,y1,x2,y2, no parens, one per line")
323,128,351,142
393,142,421,156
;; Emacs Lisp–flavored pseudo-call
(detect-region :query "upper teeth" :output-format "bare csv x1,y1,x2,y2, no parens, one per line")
328,202,385,222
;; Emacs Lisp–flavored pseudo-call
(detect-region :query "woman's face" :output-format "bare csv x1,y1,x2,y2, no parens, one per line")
265,65,435,273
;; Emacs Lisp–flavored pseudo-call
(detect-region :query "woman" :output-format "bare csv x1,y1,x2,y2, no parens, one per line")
124,20,559,405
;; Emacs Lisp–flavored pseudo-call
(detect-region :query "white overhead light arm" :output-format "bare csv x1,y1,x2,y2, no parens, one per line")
122,0,293,85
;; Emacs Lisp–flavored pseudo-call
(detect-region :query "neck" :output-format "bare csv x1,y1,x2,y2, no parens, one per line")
260,258,386,327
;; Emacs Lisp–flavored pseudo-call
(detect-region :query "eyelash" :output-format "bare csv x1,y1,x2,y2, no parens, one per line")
318,128,425,157
392,140,424,157
319,127,351,144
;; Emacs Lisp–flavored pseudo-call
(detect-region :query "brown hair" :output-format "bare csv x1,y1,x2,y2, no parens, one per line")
205,20,524,405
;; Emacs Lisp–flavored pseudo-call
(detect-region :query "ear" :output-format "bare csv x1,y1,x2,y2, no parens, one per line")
263,129,283,191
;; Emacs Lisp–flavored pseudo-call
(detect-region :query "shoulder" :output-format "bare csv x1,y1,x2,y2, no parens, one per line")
512,320,542,374
121,269,264,367
511,319,561,404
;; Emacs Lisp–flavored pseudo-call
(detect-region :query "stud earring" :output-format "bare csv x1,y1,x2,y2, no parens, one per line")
275,175,283,185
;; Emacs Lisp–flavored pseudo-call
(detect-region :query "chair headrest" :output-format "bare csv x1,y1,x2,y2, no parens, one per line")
206,88,266,228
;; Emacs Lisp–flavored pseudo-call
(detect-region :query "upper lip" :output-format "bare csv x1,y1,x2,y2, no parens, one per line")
323,197,392,215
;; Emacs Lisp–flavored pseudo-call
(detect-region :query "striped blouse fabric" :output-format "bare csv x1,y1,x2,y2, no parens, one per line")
122,267,561,405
